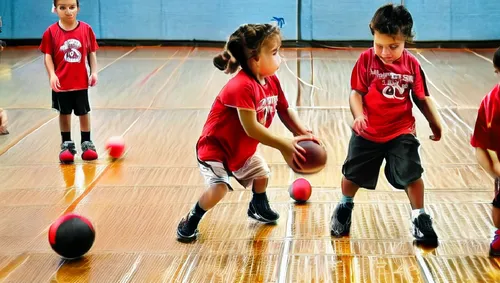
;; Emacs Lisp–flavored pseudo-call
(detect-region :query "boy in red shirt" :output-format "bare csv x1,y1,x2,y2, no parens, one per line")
177,24,316,243
39,0,99,163
330,4,442,245
470,47,500,256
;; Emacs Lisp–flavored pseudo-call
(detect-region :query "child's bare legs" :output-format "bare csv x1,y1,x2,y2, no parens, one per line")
476,148,500,227
59,114,71,138
194,177,269,212
475,147,500,256
177,183,228,243
199,183,229,210
342,177,360,197
406,178,424,210
79,114,90,133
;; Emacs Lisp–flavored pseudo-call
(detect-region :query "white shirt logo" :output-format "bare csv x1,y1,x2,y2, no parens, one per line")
256,95,278,125
60,39,82,63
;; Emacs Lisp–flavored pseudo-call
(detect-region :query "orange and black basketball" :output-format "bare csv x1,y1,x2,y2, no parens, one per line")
48,213,95,259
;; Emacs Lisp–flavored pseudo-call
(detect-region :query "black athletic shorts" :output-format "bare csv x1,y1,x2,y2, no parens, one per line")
52,89,91,116
342,131,424,190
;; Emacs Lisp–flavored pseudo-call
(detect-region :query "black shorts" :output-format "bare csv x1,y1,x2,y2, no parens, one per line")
52,89,91,116
342,132,424,190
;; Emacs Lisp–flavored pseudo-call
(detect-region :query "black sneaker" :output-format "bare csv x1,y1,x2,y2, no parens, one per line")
412,213,438,244
330,202,354,237
176,211,200,243
247,199,279,223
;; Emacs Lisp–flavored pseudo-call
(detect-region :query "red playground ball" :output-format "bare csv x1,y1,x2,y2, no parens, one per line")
291,140,327,174
289,178,312,203
48,213,95,259
105,136,125,159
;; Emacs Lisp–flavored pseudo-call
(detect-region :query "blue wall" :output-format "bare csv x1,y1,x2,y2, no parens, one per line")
1,0,499,41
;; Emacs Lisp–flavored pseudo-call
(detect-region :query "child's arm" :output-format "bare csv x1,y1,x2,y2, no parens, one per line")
412,95,442,141
88,52,98,86
277,108,311,136
238,108,311,168
350,90,367,134
44,54,60,91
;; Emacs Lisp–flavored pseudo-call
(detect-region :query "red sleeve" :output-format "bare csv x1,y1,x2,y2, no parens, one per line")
88,26,99,52
471,98,489,149
39,28,53,55
350,52,369,95
412,58,430,100
222,83,256,110
272,75,289,112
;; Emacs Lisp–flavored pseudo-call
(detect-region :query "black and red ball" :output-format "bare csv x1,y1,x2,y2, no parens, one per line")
48,213,95,259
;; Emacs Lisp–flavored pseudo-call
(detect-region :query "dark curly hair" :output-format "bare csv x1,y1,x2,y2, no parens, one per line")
494,47,500,70
369,4,415,43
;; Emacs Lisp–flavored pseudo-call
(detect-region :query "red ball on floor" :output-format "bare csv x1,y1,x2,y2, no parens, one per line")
289,178,312,203
105,136,125,159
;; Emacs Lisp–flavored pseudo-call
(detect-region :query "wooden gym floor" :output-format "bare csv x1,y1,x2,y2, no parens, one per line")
0,46,500,282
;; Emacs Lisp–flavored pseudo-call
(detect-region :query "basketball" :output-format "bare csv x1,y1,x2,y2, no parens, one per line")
48,213,95,259
105,136,125,159
289,178,312,203
291,140,327,174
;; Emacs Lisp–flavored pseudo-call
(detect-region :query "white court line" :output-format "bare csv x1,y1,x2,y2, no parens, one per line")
98,47,137,73
416,50,434,66
12,55,43,70
466,49,493,64
416,52,474,132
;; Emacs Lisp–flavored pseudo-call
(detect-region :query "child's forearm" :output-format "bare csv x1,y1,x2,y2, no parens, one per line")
278,108,310,136
44,54,56,77
414,96,441,126
89,52,98,74
238,108,287,150
349,90,364,119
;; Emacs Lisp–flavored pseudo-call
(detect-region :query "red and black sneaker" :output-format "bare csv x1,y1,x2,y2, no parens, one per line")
59,141,77,164
81,141,98,161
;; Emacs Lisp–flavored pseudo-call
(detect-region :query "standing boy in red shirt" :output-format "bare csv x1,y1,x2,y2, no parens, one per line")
470,47,500,256
39,0,99,163
330,4,442,245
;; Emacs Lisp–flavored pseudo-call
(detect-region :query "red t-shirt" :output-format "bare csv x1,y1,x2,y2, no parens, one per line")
471,84,500,156
197,71,289,171
39,21,98,92
351,48,429,143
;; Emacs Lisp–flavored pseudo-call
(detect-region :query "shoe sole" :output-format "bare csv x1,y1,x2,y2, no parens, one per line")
330,231,350,237
176,230,198,243
489,246,500,257
248,212,278,224
247,202,279,224
414,236,439,247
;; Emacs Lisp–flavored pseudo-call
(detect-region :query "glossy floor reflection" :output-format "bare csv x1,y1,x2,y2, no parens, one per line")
0,46,499,282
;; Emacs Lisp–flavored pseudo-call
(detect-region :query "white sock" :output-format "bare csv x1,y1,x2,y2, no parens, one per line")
411,208,425,221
